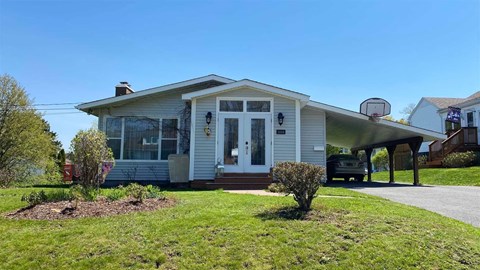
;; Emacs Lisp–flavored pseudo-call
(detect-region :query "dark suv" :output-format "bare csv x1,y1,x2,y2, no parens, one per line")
327,154,366,182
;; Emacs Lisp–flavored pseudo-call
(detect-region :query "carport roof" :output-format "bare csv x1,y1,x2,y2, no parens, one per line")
306,101,446,150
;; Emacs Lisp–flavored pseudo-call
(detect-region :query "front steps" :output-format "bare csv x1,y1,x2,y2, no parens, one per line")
192,173,273,190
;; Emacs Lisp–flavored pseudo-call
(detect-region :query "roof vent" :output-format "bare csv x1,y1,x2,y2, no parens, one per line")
115,81,134,97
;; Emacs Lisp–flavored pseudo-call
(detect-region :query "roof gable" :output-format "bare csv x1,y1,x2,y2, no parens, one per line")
77,74,235,111
181,79,310,104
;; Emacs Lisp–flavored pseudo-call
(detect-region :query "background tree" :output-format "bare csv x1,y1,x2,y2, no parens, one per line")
326,144,343,158
383,115,409,125
400,103,416,120
0,74,57,187
372,148,389,171
70,128,114,188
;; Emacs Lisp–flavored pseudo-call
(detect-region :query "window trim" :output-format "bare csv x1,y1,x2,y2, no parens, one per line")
104,116,179,162
217,97,273,114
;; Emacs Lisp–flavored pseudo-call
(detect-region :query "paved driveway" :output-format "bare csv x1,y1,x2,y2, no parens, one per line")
327,181,480,227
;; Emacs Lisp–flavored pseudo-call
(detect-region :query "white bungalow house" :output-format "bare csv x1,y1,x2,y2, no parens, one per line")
77,75,445,187
409,92,480,164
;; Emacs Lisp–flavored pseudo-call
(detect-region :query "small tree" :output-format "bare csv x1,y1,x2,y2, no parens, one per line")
272,162,325,211
70,128,114,189
0,74,57,187
372,148,389,171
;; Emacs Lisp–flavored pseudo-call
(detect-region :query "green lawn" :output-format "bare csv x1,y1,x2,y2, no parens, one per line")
372,166,480,186
0,187,479,269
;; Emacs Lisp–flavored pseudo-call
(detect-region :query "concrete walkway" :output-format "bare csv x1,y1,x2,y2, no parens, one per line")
329,181,480,227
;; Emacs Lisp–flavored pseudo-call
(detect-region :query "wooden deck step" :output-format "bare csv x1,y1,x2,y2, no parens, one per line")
223,173,270,178
214,177,273,184
425,159,442,168
205,182,271,190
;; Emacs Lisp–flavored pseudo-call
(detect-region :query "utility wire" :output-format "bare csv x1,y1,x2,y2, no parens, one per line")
36,107,78,111
43,112,85,115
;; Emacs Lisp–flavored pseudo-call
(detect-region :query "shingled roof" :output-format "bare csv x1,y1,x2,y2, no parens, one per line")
423,91,480,109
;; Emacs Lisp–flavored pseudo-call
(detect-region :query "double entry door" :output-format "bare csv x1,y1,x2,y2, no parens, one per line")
218,113,272,173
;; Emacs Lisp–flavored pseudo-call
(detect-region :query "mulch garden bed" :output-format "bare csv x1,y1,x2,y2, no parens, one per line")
6,197,176,220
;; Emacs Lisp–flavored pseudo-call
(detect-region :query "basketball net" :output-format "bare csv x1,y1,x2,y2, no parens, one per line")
369,113,381,122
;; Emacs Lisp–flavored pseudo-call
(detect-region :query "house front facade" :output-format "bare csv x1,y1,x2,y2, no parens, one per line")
77,75,444,186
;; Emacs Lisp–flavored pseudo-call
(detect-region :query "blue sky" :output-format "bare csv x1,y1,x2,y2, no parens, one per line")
1,0,479,149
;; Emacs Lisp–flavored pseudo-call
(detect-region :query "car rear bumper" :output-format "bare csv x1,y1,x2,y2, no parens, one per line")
329,167,365,176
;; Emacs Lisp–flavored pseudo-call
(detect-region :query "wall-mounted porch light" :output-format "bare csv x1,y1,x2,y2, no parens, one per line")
205,112,212,125
277,112,284,126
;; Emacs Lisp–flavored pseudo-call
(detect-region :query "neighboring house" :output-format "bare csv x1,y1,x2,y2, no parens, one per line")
77,75,444,187
409,92,480,163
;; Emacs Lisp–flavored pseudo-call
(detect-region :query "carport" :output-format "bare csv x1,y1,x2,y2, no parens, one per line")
307,101,447,185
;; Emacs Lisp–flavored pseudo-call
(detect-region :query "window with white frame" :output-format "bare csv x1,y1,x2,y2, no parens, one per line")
105,117,178,161
219,99,271,113
105,118,122,159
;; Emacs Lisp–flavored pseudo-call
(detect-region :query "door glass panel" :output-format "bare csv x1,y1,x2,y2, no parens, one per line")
224,118,239,165
251,119,266,165
220,101,243,112
247,101,270,112
467,112,474,127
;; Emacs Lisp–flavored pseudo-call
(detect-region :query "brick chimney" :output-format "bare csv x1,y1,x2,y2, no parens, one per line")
115,81,134,96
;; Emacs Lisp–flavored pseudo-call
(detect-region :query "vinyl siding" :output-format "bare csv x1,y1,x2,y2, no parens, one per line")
97,82,223,182
410,99,442,132
193,87,297,179
300,107,326,167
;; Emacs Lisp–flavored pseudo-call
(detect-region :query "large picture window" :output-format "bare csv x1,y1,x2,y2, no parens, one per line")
105,117,178,161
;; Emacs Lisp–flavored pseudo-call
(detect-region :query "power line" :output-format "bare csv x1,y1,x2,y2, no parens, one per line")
36,107,78,111
43,112,85,115
32,102,84,106
1,102,84,108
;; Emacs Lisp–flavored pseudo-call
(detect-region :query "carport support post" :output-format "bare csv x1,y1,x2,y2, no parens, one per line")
365,148,373,182
386,145,396,184
409,140,422,186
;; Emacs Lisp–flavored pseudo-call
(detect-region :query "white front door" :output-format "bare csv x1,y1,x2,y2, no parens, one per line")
218,113,272,173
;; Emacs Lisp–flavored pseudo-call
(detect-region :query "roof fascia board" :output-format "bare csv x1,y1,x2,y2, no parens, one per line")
76,75,235,110
307,101,446,140
182,80,310,102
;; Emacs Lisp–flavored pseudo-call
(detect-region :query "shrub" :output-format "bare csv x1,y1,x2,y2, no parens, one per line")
21,189,74,207
127,183,148,203
267,182,287,193
104,186,127,201
443,151,477,168
70,128,115,189
272,162,325,211
145,185,164,199
47,189,73,202
69,185,98,202
21,190,48,207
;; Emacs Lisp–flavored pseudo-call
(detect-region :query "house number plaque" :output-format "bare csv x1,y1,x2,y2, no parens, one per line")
276,129,286,135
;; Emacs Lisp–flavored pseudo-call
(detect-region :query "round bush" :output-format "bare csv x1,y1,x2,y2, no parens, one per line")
442,151,477,168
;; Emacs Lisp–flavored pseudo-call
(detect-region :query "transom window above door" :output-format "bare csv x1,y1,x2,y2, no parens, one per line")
219,99,272,113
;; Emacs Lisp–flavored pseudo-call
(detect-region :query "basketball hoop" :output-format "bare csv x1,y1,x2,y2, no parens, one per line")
360,98,391,122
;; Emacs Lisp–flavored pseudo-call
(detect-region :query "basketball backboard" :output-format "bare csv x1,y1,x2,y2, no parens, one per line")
360,98,391,117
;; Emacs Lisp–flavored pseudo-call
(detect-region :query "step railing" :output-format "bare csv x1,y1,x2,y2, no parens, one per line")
429,127,478,161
